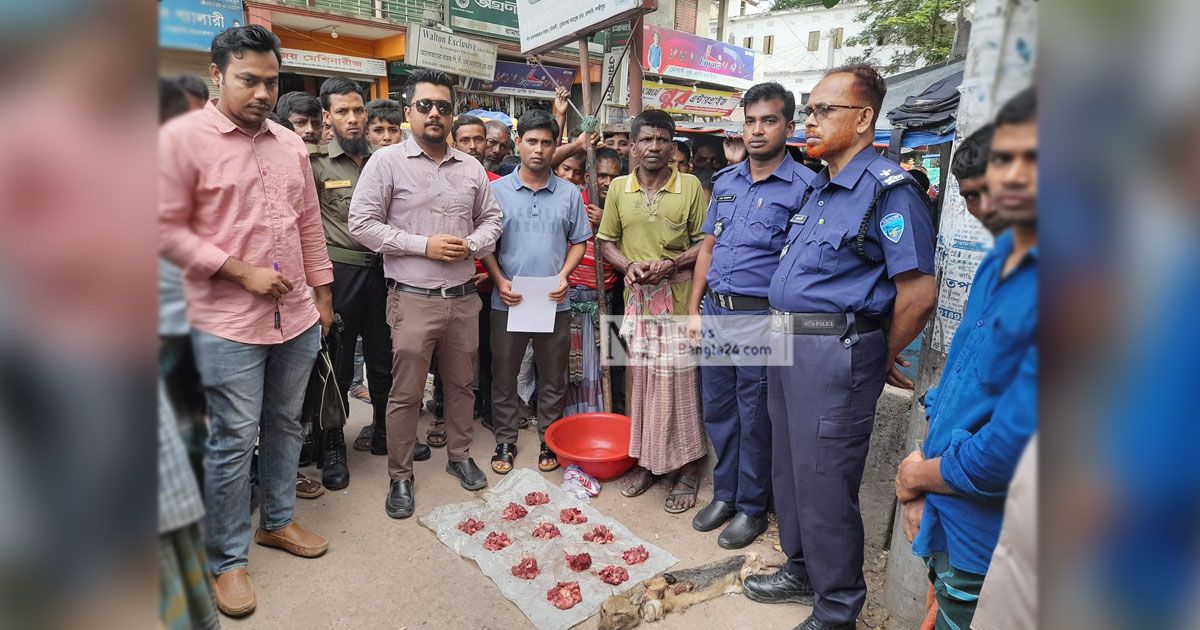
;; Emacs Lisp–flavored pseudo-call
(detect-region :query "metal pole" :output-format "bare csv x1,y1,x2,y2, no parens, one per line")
578,37,613,413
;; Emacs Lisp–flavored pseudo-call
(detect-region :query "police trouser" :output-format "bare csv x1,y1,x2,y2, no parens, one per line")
699,299,771,517
329,260,392,431
766,321,887,625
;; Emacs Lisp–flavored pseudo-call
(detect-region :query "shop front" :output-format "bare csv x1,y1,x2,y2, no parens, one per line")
277,48,387,100
463,60,578,121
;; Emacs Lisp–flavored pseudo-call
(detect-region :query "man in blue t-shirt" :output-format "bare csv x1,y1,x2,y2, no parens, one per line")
895,87,1038,630
482,109,591,476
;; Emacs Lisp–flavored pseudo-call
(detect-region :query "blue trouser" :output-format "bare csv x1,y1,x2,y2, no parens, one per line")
699,299,771,516
191,324,321,576
767,323,887,625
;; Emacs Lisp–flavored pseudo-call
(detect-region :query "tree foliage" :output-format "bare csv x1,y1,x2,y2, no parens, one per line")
843,0,968,75
769,0,838,10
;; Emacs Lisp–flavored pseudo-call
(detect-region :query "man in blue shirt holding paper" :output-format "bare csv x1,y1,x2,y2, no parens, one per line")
482,109,591,476
895,87,1038,630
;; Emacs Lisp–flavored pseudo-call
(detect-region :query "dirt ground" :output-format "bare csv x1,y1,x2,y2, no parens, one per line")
226,392,899,629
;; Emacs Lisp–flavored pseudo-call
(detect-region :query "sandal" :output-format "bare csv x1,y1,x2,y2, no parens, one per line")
349,384,371,404
427,419,448,448
296,472,325,499
491,443,517,475
353,425,373,452
538,442,559,472
620,467,658,497
664,473,700,514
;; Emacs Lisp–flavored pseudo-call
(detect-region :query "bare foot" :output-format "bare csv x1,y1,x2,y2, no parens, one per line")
664,465,700,513
620,466,657,497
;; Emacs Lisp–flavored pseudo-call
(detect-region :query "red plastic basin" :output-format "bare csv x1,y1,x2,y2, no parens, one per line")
544,413,635,481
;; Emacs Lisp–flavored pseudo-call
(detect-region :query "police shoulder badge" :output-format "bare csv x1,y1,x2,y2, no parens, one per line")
880,212,905,243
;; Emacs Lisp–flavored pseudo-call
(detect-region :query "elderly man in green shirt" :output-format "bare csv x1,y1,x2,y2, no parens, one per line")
597,109,708,513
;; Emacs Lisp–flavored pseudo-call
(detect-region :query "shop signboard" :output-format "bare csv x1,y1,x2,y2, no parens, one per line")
642,23,755,90
602,51,628,105
406,24,498,81
465,61,577,98
642,80,741,117
159,0,244,52
448,0,607,53
517,0,654,55
280,48,387,77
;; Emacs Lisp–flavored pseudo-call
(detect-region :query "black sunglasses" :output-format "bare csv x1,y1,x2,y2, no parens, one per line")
412,99,453,115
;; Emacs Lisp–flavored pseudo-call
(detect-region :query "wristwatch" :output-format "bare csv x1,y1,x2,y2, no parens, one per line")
467,237,479,255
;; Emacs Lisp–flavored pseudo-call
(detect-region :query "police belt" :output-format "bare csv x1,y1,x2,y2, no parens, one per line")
386,278,477,298
769,310,883,336
328,245,381,268
707,290,770,311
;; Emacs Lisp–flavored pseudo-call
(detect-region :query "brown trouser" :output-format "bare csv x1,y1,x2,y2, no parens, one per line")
385,289,480,480
489,309,571,444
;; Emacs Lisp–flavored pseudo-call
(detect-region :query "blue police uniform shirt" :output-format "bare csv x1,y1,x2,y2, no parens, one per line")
490,168,592,312
768,147,935,316
700,153,815,298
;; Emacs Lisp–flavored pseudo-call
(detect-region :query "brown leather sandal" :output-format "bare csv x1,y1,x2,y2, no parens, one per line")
427,419,448,448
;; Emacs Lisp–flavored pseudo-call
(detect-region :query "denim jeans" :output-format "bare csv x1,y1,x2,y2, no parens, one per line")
191,324,320,576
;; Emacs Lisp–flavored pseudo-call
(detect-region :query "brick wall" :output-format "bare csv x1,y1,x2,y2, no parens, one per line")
675,0,698,34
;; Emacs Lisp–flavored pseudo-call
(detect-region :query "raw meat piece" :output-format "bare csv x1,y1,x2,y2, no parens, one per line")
559,507,588,524
546,581,583,610
511,557,540,580
583,525,615,544
622,545,649,564
525,491,551,506
502,502,528,521
598,565,630,585
532,522,561,539
482,531,512,551
564,551,592,572
456,518,486,535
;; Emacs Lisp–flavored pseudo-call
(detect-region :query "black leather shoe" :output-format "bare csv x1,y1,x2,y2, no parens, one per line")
743,569,814,605
320,428,350,491
446,458,488,491
385,478,414,519
414,442,432,462
718,512,768,549
794,614,855,630
692,500,737,532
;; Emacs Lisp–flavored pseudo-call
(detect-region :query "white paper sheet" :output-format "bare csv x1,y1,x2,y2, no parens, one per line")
507,276,560,333
419,469,678,630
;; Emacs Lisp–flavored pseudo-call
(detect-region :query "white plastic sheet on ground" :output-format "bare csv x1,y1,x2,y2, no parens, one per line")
420,468,678,629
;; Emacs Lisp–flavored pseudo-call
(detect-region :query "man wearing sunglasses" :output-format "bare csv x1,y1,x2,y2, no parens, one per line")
349,69,503,519
742,64,936,630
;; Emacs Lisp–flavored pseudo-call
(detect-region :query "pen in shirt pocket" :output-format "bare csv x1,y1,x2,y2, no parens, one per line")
273,260,282,330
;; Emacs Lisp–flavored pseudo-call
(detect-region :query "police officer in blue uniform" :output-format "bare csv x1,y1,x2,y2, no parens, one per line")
686,82,814,549
743,65,937,630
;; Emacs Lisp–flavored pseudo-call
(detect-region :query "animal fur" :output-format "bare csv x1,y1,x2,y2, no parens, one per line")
598,553,776,630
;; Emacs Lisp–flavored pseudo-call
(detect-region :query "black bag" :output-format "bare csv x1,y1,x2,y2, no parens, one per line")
886,70,963,160
301,318,347,435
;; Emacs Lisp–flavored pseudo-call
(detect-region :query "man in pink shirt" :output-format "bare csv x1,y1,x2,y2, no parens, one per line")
158,25,333,618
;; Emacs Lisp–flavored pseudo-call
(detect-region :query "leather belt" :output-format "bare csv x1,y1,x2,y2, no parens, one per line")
769,310,883,336
707,290,770,311
386,279,477,298
327,245,381,268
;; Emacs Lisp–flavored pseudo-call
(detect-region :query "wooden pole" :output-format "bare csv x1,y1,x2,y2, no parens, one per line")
628,19,643,116
578,37,613,413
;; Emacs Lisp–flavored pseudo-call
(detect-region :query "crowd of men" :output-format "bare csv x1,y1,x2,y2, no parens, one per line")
158,23,1036,630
